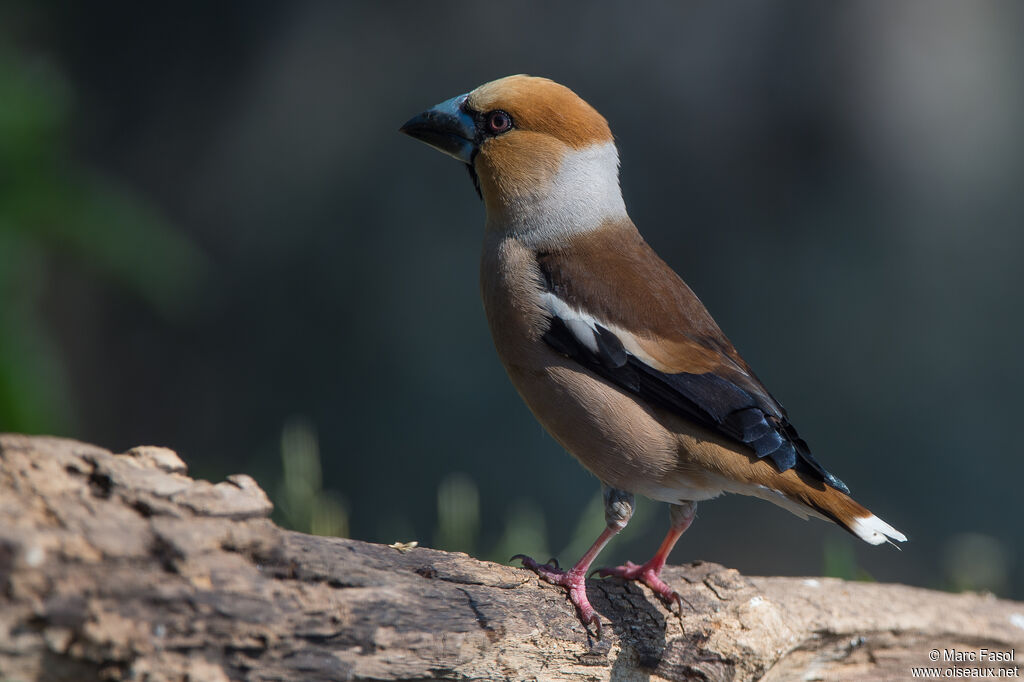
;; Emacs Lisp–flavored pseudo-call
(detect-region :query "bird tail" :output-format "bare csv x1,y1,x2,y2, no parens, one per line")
690,438,907,545
719,465,907,545
777,476,908,545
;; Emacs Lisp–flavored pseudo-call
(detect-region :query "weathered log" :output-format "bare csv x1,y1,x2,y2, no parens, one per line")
1,434,1021,681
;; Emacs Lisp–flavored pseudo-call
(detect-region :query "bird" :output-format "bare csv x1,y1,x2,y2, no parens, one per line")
400,75,906,634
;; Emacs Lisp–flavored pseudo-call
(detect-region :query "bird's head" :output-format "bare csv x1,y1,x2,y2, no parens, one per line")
401,75,626,240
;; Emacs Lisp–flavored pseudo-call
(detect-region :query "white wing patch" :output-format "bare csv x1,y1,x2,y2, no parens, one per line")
539,292,601,353
539,292,670,370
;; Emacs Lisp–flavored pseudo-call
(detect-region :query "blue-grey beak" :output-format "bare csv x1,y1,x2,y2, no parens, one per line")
400,93,476,163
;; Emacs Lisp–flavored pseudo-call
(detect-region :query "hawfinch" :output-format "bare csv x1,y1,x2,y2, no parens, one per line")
401,75,905,633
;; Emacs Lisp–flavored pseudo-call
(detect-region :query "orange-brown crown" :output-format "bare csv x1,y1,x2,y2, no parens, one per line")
467,75,613,150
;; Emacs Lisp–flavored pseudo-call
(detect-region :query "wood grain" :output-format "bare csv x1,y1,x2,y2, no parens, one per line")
1,434,1020,681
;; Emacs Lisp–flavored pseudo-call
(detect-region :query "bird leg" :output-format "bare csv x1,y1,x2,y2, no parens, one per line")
512,486,634,636
594,501,696,611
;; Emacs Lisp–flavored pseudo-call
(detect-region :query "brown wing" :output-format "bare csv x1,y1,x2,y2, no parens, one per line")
536,219,849,493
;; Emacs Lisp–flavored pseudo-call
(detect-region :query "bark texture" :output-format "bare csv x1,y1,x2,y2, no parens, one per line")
1,434,1021,681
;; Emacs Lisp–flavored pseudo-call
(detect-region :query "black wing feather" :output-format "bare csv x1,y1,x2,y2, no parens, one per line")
543,316,849,493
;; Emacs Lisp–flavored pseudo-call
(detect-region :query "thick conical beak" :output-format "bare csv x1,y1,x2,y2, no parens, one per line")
400,93,477,163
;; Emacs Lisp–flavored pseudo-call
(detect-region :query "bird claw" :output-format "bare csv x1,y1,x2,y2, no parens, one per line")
511,553,602,636
586,611,602,638
595,559,681,611
511,554,560,573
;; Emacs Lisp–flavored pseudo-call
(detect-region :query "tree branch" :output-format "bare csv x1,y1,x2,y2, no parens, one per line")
1,434,1021,681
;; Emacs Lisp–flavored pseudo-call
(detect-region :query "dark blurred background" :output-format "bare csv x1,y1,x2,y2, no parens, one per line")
2,1,1021,598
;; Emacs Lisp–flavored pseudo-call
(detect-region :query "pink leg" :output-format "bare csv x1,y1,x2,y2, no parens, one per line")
595,501,696,611
513,487,635,636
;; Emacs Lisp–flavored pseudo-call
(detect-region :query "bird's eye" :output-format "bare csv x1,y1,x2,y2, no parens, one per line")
486,110,513,134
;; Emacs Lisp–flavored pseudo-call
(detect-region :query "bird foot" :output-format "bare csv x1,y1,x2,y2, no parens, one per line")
511,554,601,636
594,560,682,612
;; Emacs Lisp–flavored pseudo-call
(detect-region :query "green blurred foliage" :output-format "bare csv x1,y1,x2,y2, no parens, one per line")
942,532,1010,595
488,498,550,565
0,48,205,433
823,537,875,583
429,476,658,568
277,417,349,538
434,472,481,554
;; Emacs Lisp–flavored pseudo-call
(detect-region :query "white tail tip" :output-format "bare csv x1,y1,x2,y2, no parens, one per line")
850,514,908,545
